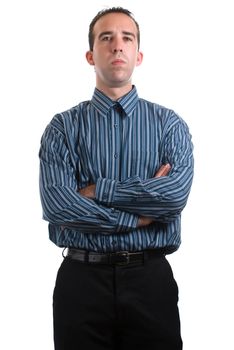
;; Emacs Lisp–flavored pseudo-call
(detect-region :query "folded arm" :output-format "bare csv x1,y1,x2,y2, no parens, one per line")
82,118,194,223
39,124,139,234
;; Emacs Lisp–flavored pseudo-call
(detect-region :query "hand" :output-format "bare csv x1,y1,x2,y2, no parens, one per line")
79,184,96,199
137,216,154,227
154,163,171,178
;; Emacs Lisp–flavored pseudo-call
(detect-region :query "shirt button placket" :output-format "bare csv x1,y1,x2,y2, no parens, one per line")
112,105,121,177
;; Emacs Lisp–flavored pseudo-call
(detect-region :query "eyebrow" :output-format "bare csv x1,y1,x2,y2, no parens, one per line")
98,31,136,39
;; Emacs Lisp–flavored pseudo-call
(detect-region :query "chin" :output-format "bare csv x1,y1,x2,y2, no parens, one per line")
110,75,131,84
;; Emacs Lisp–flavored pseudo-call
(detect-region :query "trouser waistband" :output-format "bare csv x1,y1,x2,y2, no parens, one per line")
66,248,166,266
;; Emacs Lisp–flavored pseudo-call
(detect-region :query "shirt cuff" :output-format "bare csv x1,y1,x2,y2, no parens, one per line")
116,211,138,232
96,177,116,205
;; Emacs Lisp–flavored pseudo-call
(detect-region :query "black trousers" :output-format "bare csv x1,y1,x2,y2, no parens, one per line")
53,254,182,350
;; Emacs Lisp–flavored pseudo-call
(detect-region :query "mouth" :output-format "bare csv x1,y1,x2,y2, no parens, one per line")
111,59,126,66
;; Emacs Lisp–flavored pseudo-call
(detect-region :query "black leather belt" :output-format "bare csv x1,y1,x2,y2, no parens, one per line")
66,248,166,266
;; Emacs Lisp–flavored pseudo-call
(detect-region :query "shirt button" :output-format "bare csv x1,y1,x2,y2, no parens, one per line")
114,153,118,158
114,123,118,128
112,240,117,245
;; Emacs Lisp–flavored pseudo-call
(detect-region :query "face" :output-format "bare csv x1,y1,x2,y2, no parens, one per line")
86,13,143,91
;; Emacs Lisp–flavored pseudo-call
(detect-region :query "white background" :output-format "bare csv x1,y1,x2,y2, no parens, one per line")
1,0,233,349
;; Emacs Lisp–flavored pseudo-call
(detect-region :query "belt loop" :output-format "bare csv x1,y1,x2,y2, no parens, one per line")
84,250,89,263
62,247,67,258
143,250,147,263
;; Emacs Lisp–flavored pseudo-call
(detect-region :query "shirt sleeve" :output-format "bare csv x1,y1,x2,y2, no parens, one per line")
39,123,138,234
95,115,194,223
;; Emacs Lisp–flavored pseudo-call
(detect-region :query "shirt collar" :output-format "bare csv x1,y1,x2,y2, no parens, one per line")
91,85,139,117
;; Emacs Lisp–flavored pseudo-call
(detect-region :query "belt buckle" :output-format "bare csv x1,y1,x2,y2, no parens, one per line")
111,251,130,265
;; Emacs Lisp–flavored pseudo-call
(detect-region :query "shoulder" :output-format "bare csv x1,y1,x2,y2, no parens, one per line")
138,97,185,126
44,100,91,135
137,97,192,141
53,100,90,126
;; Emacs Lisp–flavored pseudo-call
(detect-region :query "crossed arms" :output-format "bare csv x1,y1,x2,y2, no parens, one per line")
79,164,172,228
39,116,193,235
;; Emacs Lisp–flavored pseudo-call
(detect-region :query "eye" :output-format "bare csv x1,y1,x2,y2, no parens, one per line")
123,36,133,42
101,35,111,41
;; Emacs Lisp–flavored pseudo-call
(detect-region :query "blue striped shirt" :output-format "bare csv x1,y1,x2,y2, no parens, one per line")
39,86,194,253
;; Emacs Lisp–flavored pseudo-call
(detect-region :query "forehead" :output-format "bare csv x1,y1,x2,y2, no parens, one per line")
93,12,138,36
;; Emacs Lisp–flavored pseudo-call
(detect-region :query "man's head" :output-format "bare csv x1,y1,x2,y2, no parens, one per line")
88,7,140,51
86,7,143,96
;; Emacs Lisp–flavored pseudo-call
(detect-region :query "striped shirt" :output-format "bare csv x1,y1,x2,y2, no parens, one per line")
39,86,194,253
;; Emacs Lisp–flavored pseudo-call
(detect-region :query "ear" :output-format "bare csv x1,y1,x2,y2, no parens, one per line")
86,51,95,66
136,51,143,67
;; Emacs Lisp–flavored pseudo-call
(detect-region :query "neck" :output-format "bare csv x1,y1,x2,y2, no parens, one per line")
96,82,133,100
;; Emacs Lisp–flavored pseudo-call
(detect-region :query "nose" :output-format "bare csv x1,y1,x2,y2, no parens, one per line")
111,36,123,53
113,48,123,53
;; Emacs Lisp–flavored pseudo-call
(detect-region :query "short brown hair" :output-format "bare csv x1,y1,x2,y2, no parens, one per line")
88,7,140,51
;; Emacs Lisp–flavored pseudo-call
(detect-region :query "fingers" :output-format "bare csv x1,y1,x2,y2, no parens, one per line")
78,184,96,198
155,163,171,178
138,216,154,227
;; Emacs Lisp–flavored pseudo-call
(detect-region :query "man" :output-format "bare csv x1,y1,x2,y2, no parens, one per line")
39,7,194,350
